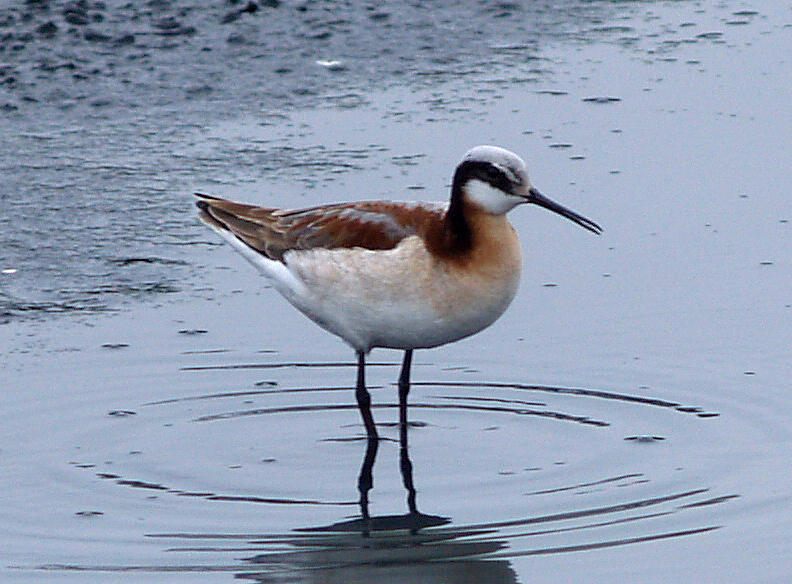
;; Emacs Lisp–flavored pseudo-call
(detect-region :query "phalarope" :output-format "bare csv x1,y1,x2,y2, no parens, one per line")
196,145,601,441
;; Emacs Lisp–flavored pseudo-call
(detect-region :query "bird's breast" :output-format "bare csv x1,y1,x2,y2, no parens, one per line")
425,214,522,336
281,214,522,351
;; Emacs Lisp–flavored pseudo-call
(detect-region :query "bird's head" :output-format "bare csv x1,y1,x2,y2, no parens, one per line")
454,145,602,235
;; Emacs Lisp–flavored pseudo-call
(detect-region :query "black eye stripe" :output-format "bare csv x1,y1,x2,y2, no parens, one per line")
454,159,520,194
478,164,512,191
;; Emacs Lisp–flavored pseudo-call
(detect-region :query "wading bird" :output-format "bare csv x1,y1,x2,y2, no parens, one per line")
195,145,601,443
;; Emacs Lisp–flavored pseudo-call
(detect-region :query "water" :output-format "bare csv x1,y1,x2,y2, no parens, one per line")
2,0,792,582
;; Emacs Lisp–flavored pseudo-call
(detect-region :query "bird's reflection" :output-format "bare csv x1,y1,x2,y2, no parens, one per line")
239,385,518,583
136,376,729,582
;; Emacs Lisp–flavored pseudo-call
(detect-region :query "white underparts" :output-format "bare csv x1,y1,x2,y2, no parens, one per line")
206,222,308,298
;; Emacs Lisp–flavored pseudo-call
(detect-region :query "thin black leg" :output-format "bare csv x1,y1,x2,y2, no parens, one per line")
355,351,378,534
397,349,418,518
355,351,377,439
398,349,413,407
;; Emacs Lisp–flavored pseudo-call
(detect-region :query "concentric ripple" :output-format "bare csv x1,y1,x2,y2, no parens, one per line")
10,352,734,580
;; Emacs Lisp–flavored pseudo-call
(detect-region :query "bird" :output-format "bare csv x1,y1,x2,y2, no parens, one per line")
195,145,601,443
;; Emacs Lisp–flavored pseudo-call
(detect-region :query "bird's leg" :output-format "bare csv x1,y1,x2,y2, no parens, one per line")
397,349,418,520
398,349,413,408
355,351,378,439
355,351,378,535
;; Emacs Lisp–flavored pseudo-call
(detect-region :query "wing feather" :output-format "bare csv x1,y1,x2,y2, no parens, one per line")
196,194,445,262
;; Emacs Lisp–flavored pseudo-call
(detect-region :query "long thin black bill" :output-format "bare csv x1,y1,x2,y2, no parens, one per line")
528,188,602,235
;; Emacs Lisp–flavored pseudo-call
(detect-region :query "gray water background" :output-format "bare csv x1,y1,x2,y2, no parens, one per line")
2,1,792,582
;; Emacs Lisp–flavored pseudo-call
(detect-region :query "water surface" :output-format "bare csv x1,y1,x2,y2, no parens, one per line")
2,1,791,582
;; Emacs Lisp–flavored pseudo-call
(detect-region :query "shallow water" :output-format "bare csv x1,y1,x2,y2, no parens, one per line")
3,0,792,582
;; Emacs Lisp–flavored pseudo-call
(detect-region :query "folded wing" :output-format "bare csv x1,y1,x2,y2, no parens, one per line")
195,193,444,262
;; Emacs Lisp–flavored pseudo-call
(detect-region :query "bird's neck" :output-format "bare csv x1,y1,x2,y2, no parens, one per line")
439,185,473,255
427,183,514,263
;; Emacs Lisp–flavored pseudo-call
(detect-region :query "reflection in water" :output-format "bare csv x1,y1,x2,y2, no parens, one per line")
144,377,729,581
41,372,735,578
240,537,516,583
237,390,520,583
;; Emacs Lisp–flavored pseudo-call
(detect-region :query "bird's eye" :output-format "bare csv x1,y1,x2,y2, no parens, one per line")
484,166,501,181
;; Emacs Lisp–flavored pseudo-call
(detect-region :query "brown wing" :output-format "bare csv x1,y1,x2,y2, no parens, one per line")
195,193,444,261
